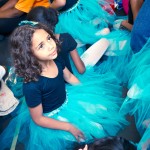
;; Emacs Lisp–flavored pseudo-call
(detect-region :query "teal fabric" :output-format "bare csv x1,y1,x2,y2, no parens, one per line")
55,0,116,44
0,68,127,150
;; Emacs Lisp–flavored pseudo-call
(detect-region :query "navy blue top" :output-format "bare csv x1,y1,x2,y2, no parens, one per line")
128,0,145,25
128,1,133,25
23,59,66,113
50,0,78,12
58,33,77,73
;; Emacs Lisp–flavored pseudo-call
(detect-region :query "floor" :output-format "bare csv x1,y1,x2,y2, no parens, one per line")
0,8,141,150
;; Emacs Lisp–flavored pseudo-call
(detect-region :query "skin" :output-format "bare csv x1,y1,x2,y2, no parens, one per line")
0,0,24,18
30,29,84,141
121,0,144,31
55,34,85,74
49,0,66,10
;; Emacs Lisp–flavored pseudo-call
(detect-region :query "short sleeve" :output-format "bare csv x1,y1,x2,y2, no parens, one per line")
15,0,35,13
60,33,77,52
15,0,50,13
23,82,42,108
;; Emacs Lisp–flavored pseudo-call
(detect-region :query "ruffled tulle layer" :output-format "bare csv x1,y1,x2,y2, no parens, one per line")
138,122,150,150
93,29,132,85
120,38,150,143
55,0,116,44
0,69,127,150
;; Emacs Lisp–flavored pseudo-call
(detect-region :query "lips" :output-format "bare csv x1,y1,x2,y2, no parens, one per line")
51,50,56,56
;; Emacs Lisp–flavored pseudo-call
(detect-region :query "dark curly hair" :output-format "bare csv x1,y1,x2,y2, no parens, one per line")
88,136,136,150
10,23,60,83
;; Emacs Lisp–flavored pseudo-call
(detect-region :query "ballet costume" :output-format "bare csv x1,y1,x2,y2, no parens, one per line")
120,39,150,149
137,120,150,150
0,58,127,150
53,0,116,45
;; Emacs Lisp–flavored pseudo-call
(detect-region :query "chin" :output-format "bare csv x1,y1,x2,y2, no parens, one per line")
52,53,58,59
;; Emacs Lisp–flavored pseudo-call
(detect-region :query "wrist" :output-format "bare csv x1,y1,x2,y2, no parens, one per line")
65,122,71,131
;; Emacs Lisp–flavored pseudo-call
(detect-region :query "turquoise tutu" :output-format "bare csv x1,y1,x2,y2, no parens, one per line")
94,29,132,85
137,120,150,150
55,0,116,44
120,39,150,136
0,69,127,150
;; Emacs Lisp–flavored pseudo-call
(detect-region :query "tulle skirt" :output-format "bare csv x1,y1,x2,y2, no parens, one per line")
93,29,132,85
0,69,127,150
138,121,150,150
55,0,116,44
120,39,150,138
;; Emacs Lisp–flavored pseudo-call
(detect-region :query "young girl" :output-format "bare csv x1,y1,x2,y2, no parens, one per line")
27,6,85,74
49,0,114,44
0,22,127,150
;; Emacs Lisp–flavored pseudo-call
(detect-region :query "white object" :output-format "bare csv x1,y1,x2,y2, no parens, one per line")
81,38,109,67
0,66,6,80
0,80,19,116
95,28,110,36
113,19,124,30
127,84,142,99
105,39,128,56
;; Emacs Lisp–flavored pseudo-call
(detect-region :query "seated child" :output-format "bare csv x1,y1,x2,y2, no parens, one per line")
27,6,85,74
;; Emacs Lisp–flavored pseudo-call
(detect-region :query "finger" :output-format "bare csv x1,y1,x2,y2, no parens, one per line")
79,132,85,139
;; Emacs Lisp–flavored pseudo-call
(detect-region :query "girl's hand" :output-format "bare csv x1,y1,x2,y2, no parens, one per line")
68,124,85,142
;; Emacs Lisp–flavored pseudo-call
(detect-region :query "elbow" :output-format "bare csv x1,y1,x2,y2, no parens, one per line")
78,67,86,74
10,8,24,18
14,10,24,17
33,118,40,125
32,117,43,126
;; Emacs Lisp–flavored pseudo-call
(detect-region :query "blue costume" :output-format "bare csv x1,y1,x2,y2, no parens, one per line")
130,0,150,53
120,38,150,149
0,58,127,150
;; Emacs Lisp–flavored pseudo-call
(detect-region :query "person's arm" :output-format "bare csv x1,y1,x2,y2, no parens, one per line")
0,0,18,11
63,67,80,85
130,0,144,20
70,49,85,74
0,0,24,18
50,0,66,10
29,103,84,141
121,20,133,31
120,0,143,31
0,8,24,18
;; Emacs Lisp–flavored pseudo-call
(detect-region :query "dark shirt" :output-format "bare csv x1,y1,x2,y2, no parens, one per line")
23,59,66,113
128,1,133,25
50,0,78,12
128,0,145,25
130,0,147,53
58,33,77,73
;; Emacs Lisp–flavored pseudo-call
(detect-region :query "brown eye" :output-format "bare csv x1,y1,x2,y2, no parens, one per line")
47,35,51,41
39,44,43,49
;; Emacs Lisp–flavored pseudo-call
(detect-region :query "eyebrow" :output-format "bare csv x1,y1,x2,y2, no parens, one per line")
36,34,50,50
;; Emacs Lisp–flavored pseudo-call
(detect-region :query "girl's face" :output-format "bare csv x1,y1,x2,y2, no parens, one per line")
31,29,57,61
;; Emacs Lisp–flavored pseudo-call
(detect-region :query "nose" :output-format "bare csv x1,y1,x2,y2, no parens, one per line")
47,42,54,51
